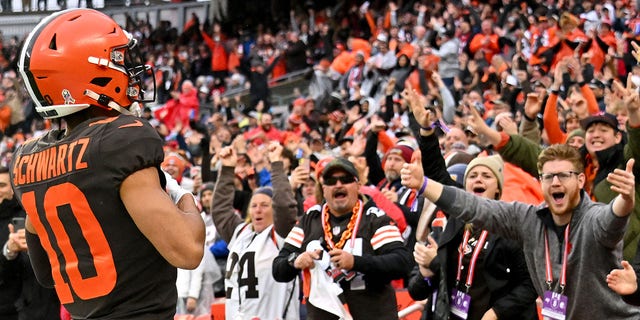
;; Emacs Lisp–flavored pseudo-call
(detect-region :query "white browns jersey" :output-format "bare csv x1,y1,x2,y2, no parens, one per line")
225,222,299,320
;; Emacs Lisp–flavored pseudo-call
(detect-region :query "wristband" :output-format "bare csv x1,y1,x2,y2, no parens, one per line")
421,119,450,134
418,177,428,195
419,124,434,131
523,113,536,122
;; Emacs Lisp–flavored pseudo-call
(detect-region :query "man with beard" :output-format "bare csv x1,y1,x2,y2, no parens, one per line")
243,112,283,146
1,167,60,320
363,118,421,245
273,157,412,319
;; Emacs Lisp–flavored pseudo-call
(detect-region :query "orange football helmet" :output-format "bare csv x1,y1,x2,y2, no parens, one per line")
19,9,155,119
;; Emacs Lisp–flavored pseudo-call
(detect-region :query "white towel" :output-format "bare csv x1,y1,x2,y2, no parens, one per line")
306,240,352,320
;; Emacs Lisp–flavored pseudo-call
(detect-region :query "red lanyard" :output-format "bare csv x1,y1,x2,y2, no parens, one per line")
544,223,571,294
455,229,489,290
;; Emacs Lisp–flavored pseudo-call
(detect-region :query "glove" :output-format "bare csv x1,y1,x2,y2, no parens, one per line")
163,170,194,205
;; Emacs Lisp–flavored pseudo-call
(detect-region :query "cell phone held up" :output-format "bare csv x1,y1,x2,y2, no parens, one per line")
11,217,25,230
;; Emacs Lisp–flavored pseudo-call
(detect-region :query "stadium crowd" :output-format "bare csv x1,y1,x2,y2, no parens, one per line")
5,0,640,319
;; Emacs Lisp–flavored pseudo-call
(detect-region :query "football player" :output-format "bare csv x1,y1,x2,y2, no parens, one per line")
12,8,205,319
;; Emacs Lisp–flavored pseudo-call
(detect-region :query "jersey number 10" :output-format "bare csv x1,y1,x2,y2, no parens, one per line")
21,182,117,304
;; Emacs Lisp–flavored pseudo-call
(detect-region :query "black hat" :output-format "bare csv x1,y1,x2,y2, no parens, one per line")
322,157,359,181
580,112,618,131
338,136,354,144
395,127,412,138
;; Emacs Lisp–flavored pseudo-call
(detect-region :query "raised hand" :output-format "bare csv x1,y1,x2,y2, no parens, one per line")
346,105,361,124
209,133,222,155
266,141,283,163
613,79,640,125
232,134,248,154
401,149,425,190
290,165,310,190
346,134,366,157
524,92,543,119
608,159,636,203
402,84,435,129
495,113,518,135
551,60,566,90
607,260,638,295
385,78,396,96
632,42,640,64
352,118,368,136
625,75,640,113
466,101,489,135
219,146,237,167
348,156,369,183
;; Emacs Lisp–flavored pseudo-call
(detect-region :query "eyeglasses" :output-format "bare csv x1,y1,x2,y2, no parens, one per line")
539,171,580,183
324,175,358,186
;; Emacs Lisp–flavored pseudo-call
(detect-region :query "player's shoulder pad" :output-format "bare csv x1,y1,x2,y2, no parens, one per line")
92,115,164,179
93,115,161,148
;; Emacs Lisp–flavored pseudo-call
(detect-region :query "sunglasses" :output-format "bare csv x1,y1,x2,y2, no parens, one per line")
324,175,358,186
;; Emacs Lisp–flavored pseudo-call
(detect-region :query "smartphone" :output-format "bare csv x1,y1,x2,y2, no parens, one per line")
299,158,310,171
11,217,25,230
190,166,201,178
473,101,485,117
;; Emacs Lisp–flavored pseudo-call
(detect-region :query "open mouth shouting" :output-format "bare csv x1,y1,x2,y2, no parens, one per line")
472,186,486,196
333,189,348,200
551,191,566,205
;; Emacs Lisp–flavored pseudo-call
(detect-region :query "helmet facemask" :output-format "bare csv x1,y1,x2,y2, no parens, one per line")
85,32,155,117
116,34,155,106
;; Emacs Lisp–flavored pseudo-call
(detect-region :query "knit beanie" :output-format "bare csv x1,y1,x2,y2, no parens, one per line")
199,182,215,198
464,155,504,197
253,186,273,198
566,128,585,142
386,141,414,163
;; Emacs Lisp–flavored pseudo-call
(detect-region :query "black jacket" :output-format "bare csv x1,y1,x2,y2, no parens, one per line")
0,198,24,318
407,217,538,320
0,198,59,320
